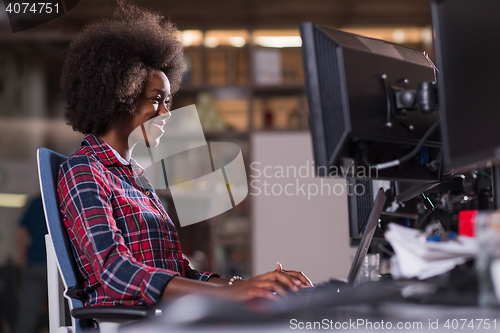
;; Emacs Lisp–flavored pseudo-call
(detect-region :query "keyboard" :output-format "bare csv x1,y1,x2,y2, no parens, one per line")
295,278,348,296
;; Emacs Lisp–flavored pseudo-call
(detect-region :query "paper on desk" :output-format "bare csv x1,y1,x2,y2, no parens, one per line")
385,223,478,280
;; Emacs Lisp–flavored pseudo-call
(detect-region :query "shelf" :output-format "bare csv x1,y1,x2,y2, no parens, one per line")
252,84,305,96
204,131,249,140
178,85,250,95
178,84,304,96
216,238,250,246
252,129,309,134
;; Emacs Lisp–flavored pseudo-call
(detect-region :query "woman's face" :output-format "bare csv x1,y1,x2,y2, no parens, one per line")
129,70,171,147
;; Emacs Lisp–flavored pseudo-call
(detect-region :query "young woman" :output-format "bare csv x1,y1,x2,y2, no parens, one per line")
57,2,312,307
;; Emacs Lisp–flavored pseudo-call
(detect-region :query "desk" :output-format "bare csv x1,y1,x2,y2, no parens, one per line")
121,297,500,332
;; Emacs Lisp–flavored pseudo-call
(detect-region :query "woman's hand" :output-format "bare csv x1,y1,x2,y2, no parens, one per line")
275,262,314,288
219,270,299,301
219,265,313,302
163,266,314,303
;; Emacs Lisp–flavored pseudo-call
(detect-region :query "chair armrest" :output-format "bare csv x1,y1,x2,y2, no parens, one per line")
71,305,159,320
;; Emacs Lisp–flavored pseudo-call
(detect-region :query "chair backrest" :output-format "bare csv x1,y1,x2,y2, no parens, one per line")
37,148,89,332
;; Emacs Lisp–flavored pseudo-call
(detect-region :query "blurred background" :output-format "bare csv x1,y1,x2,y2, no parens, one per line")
0,0,434,332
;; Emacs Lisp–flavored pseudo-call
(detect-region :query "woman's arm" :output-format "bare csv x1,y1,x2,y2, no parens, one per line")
163,270,304,302
58,155,178,305
206,277,230,285
164,264,313,302
206,263,313,288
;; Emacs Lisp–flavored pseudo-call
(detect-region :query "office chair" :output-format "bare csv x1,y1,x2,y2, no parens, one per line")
37,148,159,333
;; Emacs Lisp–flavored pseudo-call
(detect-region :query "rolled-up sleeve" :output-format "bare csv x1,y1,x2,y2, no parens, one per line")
182,258,220,282
58,156,177,305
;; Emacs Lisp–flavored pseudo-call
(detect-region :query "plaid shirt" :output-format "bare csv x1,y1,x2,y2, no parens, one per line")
57,135,218,306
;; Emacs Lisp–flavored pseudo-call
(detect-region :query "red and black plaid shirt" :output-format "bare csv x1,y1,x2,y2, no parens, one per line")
57,135,218,306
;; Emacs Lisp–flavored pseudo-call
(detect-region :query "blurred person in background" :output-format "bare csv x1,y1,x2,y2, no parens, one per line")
14,194,48,333
0,259,18,333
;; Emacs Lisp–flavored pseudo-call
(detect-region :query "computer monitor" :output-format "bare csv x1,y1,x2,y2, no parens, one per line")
300,23,441,183
432,0,500,171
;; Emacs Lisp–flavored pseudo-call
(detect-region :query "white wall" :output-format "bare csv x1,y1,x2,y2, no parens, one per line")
251,132,357,284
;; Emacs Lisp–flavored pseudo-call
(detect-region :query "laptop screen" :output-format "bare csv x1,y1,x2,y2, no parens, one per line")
346,187,386,286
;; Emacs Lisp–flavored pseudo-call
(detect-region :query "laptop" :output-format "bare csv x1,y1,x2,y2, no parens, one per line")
345,187,386,287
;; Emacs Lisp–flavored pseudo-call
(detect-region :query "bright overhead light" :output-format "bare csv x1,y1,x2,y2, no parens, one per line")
0,193,28,208
182,31,196,47
392,29,406,44
254,36,302,48
420,27,433,44
181,30,203,47
228,36,245,47
204,36,219,48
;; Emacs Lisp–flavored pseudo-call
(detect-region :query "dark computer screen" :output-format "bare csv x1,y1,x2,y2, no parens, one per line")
347,178,373,240
300,23,441,183
432,0,500,171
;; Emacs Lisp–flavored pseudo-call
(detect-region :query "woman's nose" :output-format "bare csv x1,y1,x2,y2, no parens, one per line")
158,104,171,119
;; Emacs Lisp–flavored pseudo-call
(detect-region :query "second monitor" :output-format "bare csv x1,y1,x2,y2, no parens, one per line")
300,23,441,183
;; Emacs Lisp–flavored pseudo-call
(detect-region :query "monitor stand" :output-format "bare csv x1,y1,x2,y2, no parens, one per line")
491,164,500,210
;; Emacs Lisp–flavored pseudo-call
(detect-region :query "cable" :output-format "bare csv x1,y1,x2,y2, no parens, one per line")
420,192,451,230
362,120,441,171
377,243,394,256
414,209,432,230
426,149,442,172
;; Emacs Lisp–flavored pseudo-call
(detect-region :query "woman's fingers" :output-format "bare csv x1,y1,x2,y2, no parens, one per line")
283,270,314,287
272,271,301,291
238,268,314,302
258,289,280,301
251,271,298,291
256,280,290,298
274,263,313,287
276,262,283,272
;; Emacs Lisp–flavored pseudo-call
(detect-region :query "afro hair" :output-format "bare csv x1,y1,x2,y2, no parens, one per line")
60,1,184,136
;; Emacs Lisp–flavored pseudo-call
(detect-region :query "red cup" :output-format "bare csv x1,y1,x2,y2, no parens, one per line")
458,210,478,237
